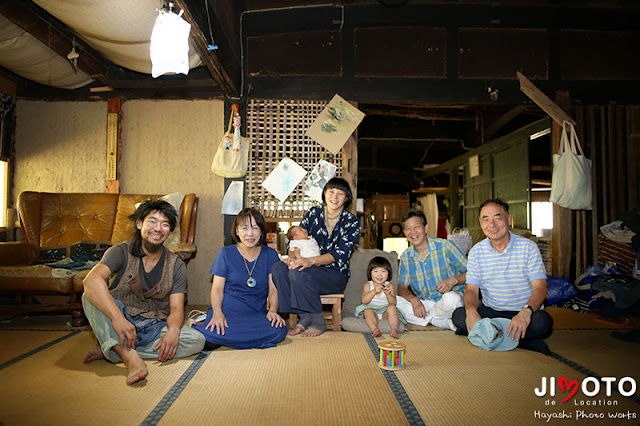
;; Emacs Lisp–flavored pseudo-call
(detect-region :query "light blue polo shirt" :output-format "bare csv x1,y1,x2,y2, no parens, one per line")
466,231,547,311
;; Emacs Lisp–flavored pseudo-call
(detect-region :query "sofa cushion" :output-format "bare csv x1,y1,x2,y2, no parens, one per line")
0,265,73,292
38,193,119,248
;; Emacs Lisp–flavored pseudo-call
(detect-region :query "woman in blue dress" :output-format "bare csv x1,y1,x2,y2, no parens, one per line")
192,208,287,349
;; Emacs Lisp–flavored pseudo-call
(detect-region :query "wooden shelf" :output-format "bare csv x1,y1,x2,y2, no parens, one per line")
264,217,303,223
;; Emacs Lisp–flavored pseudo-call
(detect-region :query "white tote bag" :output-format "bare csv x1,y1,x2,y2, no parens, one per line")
549,121,592,210
211,105,250,178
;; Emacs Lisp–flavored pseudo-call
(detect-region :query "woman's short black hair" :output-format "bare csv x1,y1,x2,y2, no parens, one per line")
366,256,393,282
232,207,268,245
321,177,353,208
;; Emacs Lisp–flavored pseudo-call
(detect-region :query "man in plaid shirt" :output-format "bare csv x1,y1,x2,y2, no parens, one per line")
396,210,467,330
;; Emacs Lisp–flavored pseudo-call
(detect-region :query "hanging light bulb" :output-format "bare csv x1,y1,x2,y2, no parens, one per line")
150,2,191,78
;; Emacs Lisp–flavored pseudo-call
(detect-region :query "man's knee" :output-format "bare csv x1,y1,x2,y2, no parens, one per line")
452,306,466,329
530,310,554,338
441,291,463,309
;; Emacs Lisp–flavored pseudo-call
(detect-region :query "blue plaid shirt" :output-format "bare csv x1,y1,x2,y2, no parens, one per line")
398,237,467,302
300,206,360,276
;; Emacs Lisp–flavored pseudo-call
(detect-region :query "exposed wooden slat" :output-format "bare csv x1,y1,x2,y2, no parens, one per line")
551,90,572,278
517,72,576,127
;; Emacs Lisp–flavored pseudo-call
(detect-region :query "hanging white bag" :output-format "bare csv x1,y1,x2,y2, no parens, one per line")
549,121,592,210
211,104,250,178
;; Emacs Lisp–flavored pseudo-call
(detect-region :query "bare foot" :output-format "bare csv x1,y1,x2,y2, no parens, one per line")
288,325,305,336
114,346,149,385
372,328,381,338
301,327,323,337
390,329,399,339
83,347,105,364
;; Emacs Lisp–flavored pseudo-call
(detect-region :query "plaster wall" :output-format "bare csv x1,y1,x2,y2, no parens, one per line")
14,99,225,304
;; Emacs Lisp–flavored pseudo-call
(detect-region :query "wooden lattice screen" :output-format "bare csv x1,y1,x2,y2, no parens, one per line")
246,99,346,219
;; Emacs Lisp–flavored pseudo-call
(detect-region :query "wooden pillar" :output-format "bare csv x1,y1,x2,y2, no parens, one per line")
551,91,572,277
105,98,122,194
628,107,640,210
448,166,460,229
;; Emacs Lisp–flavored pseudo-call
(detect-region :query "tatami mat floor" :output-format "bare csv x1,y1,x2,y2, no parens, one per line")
1,307,638,425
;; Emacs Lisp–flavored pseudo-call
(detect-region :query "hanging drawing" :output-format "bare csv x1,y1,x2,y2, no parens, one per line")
221,181,244,215
303,159,337,201
261,157,308,203
305,94,365,154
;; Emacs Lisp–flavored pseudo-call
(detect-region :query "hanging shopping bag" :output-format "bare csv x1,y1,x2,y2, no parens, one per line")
549,121,592,210
211,104,250,178
447,228,473,255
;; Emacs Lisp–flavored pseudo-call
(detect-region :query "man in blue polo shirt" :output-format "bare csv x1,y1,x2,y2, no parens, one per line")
397,210,467,331
452,199,553,353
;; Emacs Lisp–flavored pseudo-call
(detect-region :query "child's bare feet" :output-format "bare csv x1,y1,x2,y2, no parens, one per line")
390,328,399,339
372,328,381,338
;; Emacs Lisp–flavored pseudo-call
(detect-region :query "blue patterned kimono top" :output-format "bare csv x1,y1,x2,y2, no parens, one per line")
299,205,360,277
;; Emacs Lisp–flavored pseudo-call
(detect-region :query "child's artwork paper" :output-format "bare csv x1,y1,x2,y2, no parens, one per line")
261,157,307,203
303,159,337,201
305,94,365,154
221,181,244,215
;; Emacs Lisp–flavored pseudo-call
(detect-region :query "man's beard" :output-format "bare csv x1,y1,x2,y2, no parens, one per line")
143,239,163,254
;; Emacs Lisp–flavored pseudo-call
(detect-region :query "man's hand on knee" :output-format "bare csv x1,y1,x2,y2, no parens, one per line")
465,308,481,333
113,316,137,349
507,309,532,341
411,298,427,318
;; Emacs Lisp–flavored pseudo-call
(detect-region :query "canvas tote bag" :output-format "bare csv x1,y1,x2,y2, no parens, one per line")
211,104,250,178
549,121,592,210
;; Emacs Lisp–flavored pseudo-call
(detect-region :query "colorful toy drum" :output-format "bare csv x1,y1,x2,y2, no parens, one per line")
378,341,406,370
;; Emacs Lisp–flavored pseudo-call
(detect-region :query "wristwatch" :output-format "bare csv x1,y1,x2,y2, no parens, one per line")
522,304,534,313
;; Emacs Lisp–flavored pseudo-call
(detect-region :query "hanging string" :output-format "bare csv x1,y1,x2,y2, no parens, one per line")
204,0,218,50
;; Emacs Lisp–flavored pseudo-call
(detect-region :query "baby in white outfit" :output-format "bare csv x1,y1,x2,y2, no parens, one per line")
287,225,321,258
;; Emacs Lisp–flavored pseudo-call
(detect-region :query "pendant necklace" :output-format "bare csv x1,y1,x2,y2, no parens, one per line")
242,250,260,287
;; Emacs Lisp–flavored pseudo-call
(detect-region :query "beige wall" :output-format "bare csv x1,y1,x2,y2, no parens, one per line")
14,99,225,304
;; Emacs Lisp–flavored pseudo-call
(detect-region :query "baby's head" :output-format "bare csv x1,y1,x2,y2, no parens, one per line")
287,225,308,241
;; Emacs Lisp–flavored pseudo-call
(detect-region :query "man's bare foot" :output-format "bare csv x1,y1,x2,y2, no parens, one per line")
372,328,381,338
114,346,149,385
83,347,105,364
390,329,399,339
288,324,305,336
301,327,323,337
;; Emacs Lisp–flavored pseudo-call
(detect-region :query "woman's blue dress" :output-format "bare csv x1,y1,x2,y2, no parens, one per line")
192,245,287,349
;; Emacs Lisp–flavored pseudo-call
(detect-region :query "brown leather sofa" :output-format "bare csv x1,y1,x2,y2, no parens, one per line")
0,192,198,325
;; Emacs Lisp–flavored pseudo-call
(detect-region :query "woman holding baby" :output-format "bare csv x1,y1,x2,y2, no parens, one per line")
272,177,361,337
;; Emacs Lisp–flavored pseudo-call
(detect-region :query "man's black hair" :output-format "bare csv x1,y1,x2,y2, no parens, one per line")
128,199,178,257
402,209,427,227
479,199,510,214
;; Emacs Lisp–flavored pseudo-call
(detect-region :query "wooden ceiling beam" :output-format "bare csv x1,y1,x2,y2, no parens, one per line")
0,0,109,82
176,0,241,97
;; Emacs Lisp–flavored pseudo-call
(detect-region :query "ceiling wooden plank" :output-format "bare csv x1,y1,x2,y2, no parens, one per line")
176,0,241,97
0,0,109,81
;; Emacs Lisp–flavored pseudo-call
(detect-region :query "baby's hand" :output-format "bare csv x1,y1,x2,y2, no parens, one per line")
382,284,392,294
374,284,383,294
